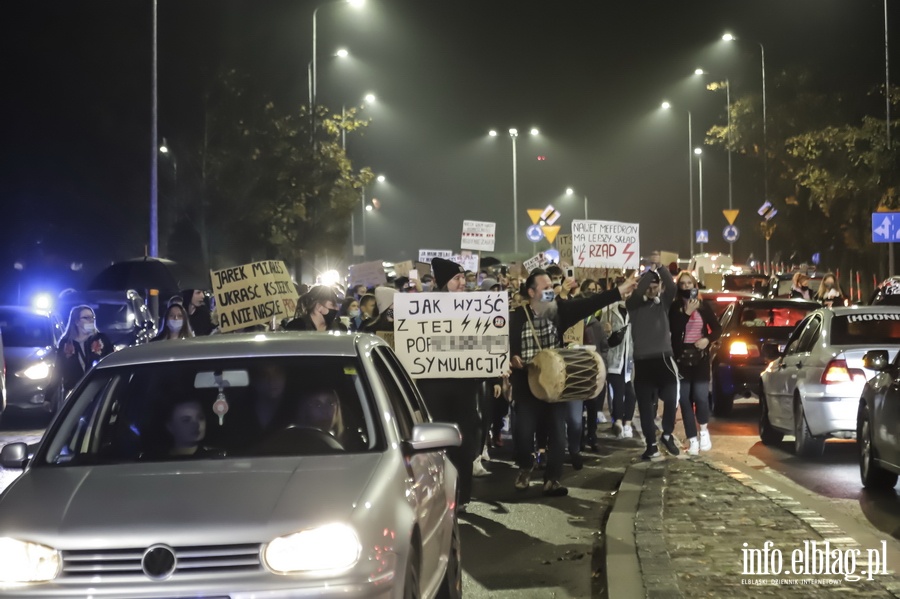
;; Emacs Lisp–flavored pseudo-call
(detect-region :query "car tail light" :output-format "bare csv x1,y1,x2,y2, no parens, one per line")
716,296,737,302
821,359,866,384
729,341,760,358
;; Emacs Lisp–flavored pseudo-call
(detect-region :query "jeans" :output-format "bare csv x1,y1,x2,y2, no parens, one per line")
608,372,636,423
679,378,710,439
634,355,679,447
513,382,567,482
565,400,584,455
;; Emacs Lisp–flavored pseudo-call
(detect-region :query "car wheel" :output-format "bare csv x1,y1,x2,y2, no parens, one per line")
437,518,462,599
403,542,422,599
759,389,784,446
858,404,898,491
793,397,825,458
711,372,734,417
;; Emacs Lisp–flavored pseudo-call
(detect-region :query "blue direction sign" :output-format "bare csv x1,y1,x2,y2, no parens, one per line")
723,225,740,243
526,224,544,242
872,212,900,243
695,229,709,244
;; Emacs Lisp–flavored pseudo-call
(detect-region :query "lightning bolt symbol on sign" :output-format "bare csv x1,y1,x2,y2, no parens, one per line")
578,248,585,265
622,243,635,266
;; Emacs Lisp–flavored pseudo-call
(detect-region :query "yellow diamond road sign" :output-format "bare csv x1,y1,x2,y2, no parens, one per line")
723,209,739,225
527,209,544,225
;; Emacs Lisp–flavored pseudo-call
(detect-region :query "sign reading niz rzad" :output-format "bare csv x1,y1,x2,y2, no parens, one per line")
211,260,299,333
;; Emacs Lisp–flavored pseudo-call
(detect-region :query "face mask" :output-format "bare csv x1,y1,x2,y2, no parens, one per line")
540,289,556,303
465,282,476,291
167,319,184,333
421,283,433,292
81,322,96,335
825,281,834,289
348,309,360,318
323,308,339,327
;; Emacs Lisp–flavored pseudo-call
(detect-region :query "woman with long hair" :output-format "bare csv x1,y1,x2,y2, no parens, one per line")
815,273,847,307
153,303,194,341
55,305,114,394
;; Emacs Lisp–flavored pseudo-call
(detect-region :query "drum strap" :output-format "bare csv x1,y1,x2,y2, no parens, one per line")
523,306,543,351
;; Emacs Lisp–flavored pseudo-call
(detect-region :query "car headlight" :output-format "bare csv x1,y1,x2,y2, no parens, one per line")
20,363,51,381
0,537,61,583
264,524,361,573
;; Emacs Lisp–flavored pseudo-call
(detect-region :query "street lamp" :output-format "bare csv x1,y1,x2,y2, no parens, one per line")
695,68,734,254
309,48,350,109
564,187,588,220
354,173,385,262
490,127,539,254
694,148,705,253
661,101,695,256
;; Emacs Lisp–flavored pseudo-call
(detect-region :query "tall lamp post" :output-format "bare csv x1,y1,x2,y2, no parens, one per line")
489,127,539,255
695,147,705,253
565,187,589,220
311,0,364,138
662,101,695,257
150,0,159,258
358,174,385,262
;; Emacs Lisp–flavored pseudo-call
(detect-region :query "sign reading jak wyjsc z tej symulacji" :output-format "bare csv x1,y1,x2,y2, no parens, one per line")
393,291,510,379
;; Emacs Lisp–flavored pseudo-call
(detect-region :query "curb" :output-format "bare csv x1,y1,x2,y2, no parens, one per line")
605,461,647,599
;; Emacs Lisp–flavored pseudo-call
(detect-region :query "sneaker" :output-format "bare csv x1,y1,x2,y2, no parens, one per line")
612,421,624,438
622,424,634,439
472,457,491,477
542,480,569,497
571,453,584,471
641,445,663,461
534,450,547,470
661,434,681,456
481,444,491,461
699,430,712,451
687,437,700,456
654,416,663,432
515,468,532,491
597,412,609,424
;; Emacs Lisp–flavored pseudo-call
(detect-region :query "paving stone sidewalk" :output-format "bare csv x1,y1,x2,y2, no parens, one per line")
631,458,900,598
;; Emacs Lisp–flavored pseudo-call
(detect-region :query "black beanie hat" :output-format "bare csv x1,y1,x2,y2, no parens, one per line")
432,257,465,290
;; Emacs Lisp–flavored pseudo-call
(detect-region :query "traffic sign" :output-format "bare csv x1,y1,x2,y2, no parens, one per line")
541,225,561,244
723,225,739,243
722,209,739,225
695,229,709,243
526,224,544,242
527,209,543,225
872,212,900,243
758,201,777,221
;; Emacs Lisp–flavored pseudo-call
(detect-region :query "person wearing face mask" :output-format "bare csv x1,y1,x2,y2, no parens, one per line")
509,268,638,497
420,274,435,292
55,305,114,394
152,303,194,341
626,253,680,461
339,296,362,332
815,273,846,307
464,271,478,291
790,272,812,300
669,271,720,456
284,285,346,332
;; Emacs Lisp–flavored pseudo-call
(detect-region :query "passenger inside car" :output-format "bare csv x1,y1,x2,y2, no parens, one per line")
296,387,345,440
165,397,209,456
741,309,767,327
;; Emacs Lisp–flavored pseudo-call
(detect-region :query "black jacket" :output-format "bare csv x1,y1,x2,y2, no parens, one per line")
55,333,114,392
669,298,721,380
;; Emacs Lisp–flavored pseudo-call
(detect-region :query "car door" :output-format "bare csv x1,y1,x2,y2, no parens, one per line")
784,316,822,427
874,354,900,468
768,315,819,426
371,347,447,577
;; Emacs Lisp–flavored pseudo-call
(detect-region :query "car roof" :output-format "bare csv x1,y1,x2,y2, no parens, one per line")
95,332,387,368
735,298,820,308
827,305,900,316
699,291,757,298
0,305,54,318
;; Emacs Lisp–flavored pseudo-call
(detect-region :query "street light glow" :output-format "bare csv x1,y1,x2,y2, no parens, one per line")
365,204,373,211
488,130,498,137
694,68,705,75
694,147,703,155
159,145,168,154
530,128,539,136
722,33,735,41
661,101,671,110
509,128,518,137
348,0,364,7
566,187,574,195
377,175,386,183
364,93,376,104
335,48,349,58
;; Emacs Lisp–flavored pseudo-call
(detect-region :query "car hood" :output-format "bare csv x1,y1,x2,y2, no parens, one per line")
0,454,385,546
2,345,53,374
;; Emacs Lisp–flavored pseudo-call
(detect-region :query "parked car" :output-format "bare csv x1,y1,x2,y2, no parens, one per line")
759,306,900,457
721,273,770,296
708,298,819,416
0,332,461,598
857,348,900,490
699,290,757,320
768,272,824,299
0,306,64,416
869,276,900,306
55,289,156,350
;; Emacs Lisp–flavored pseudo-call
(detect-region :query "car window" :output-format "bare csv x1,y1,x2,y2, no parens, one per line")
796,316,822,353
371,349,416,440
0,311,54,347
738,305,815,328
830,313,900,345
785,316,812,355
376,347,428,425
37,356,382,466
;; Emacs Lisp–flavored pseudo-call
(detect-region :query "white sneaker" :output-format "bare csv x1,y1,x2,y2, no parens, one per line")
612,421,624,438
622,424,634,439
699,430,712,451
472,456,490,477
654,416,663,432
597,412,609,424
687,437,700,456
481,444,491,461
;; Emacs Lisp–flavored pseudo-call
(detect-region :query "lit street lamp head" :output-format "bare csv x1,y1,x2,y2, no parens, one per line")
348,0,364,7
159,145,169,154
335,48,349,58
694,68,705,75
509,128,518,137
694,147,703,155
488,130,498,137
530,128,539,136
722,32,735,41
566,187,574,195
376,175,385,183
661,101,671,110
364,93,376,104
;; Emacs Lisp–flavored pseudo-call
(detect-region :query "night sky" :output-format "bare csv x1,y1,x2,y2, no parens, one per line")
1,0,898,297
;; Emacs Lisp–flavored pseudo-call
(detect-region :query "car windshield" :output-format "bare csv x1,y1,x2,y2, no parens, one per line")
0,310,54,347
830,313,900,346
723,275,769,295
776,278,821,297
37,356,382,466
738,305,814,328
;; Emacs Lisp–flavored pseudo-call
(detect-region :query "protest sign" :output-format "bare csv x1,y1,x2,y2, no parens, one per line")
393,260,414,277
523,252,550,273
417,262,433,278
450,253,480,273
418,249,454,263
558,234,573,265
210,260,298,333
572,220,640,270
375,331,395,349
460,220,497,252
562,320,584,346
393,291,509,379
349,260,387,288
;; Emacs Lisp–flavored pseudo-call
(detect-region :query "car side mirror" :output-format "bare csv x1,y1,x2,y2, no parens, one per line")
404,423,462,454
862,350,890,372
0,442,29,469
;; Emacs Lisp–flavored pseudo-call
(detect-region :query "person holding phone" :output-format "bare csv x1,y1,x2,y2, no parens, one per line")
669,271,721,455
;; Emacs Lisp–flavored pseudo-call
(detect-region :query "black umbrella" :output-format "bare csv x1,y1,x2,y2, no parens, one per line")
87,257,209,292
480,256,502,268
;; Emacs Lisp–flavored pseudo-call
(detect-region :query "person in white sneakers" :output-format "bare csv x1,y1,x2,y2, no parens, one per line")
601,294,637,441
669,271,721,455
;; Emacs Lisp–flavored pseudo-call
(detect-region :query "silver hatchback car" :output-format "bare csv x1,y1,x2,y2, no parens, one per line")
759,306,900,457
0,333,462,598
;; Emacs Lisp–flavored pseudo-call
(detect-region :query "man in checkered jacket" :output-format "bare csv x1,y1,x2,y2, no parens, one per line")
509,268,637,496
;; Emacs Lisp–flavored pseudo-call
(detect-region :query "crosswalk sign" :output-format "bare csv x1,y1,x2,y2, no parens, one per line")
695,229,709,243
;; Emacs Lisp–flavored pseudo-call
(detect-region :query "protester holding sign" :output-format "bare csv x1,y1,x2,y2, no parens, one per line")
509,268,638,497
284,286,346,332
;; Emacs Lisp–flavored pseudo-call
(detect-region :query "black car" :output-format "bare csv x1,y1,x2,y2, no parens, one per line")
55,289,156,349
0,306,64,415
858,349,900,490
708,298,819,416
869,276,900,306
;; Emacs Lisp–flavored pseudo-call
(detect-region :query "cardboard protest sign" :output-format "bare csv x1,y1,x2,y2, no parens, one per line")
418,249,453,263
450,254,479,273
210,260,298,333
575,267,625,283
375,331,395,349
460,220,496,252
349,260,387,288
557,234,573,265
572,220,640,270
393,260,414,277
523,252,550,273
562,320,584,346
393,292,509,379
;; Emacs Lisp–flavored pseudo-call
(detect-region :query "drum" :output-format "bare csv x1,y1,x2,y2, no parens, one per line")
527,347,606,403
